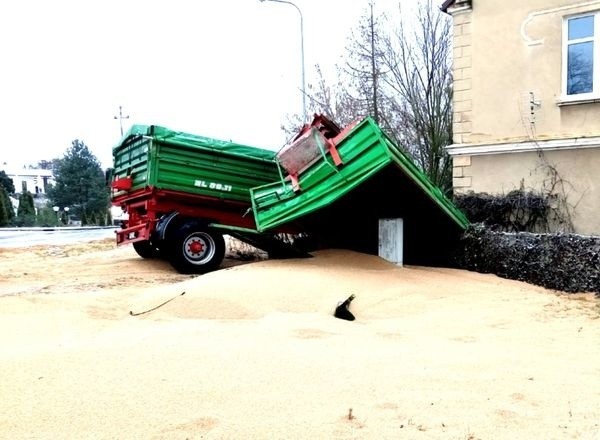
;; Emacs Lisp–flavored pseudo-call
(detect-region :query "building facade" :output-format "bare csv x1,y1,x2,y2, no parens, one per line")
442,0,600,235
3,165,55,196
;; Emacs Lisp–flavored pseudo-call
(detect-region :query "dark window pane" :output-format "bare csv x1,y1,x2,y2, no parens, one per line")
567,41,594,95
568,15,594,40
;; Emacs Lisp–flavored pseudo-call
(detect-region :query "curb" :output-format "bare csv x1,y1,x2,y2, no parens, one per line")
0,226,118,232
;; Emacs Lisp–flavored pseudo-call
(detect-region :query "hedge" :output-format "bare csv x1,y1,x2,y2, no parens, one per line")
456,224,600,294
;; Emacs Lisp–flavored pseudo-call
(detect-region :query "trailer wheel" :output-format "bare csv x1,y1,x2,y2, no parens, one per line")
168,222,225,274
133,240,161,259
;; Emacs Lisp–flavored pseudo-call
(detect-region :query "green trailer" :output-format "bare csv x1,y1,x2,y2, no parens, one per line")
112,116,468,273
250,115,469,266
111,124,283,273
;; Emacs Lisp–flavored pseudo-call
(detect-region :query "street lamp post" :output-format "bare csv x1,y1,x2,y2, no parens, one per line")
259,0,307,121
53,206,70,225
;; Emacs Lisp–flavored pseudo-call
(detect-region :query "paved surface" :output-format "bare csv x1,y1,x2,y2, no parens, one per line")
0,227,117,248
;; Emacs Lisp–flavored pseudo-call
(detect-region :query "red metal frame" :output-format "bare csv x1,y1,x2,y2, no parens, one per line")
295,114,345,168
112,186,259,246
111,177,133,191
278,114,346,193
293,114,342,141
326,138,343,167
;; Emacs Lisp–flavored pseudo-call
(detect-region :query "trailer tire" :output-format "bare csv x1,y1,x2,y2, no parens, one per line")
168,221,225,274
133,240,161,259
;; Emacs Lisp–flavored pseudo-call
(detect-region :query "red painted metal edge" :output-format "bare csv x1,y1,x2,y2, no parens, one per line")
111,177,132,191
290,173,301,192
326,139,343,167
115,222,151,245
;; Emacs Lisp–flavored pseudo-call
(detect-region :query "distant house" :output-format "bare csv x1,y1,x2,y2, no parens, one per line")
442,0,600,235
2,164,55,196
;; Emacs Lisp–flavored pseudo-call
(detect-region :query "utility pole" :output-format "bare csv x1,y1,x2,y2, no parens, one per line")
114,105,130,137
370,2,379,124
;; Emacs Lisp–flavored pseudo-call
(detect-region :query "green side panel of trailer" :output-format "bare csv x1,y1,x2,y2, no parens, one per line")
250,117,469,232
112,125,280,203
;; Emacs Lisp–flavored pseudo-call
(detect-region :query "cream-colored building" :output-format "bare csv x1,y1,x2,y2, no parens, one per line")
442,0,600,235
3,165,55,196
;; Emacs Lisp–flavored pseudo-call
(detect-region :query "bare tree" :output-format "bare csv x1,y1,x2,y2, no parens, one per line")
282,1,388,137
343,1,388,125
382,1,453,193
281,1,454,195
281,64,362,139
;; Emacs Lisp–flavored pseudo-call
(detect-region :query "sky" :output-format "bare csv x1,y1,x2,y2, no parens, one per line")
0,0,422,170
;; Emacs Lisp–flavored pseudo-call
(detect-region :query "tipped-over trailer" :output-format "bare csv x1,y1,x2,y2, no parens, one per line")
112,116,469,274
111,125,285,274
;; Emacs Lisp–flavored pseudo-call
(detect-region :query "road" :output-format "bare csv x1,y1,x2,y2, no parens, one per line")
0,227,117,248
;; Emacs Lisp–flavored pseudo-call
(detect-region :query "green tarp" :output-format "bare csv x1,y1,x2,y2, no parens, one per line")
116,124,277,162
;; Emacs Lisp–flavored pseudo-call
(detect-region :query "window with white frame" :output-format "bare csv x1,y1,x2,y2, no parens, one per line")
563,12,598,98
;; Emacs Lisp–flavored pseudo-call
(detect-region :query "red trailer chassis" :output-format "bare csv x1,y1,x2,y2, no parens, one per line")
112,186,258,246
111,184,306,274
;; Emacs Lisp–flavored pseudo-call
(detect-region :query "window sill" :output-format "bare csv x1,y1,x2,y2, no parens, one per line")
556,96,600,106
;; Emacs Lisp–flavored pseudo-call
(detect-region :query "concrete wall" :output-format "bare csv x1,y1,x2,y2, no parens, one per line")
447,0,600,234
451,4,473,146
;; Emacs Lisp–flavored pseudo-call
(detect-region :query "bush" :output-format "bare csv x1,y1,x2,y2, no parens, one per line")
0,187,15,226
0,190,7,226
454,190,570,233
15,191,36,227
36,206,60,227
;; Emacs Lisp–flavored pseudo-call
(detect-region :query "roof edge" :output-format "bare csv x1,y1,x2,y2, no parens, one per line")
441,0,472,14
440,0,455,13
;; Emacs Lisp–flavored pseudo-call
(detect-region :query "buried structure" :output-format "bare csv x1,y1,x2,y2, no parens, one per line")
111,115,468,273
250,115,469,267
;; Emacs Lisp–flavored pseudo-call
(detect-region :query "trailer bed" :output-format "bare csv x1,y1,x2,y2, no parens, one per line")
112,124,279,206
250,116,469,232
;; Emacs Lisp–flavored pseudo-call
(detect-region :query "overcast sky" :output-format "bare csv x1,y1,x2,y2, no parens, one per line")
0,0,422,170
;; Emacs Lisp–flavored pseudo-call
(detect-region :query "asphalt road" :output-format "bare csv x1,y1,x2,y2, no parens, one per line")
0,227,117,248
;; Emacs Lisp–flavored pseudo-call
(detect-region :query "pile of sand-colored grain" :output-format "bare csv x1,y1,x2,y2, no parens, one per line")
1,247,599,439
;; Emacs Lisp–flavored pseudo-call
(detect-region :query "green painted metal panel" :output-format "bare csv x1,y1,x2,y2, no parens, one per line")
112,133,152,192
112,125,279,203
250,117,469,232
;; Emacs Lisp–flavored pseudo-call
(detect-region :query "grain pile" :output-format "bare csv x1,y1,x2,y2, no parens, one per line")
1,244,599,439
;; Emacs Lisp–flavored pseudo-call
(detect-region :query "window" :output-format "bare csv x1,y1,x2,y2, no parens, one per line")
563,13,598,99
